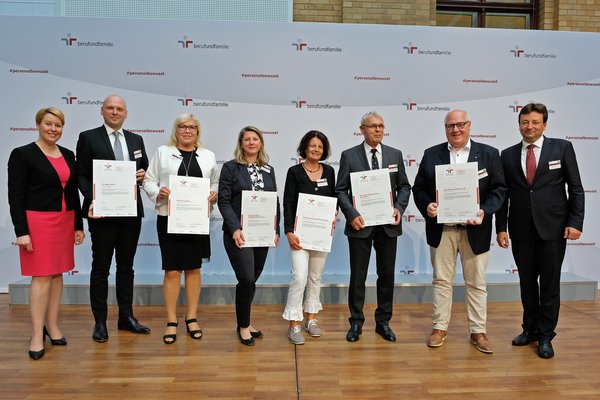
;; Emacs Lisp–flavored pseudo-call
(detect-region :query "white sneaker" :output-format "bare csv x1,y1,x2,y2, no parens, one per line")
288,325,305,345
304,319,321,337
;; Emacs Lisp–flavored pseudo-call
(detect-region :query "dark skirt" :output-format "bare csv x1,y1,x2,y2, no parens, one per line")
156,215,210,270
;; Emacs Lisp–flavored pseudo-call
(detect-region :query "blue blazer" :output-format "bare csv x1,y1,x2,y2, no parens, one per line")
335,142,411,238
495,136,584,241
218,160,281,236
412,140,507,255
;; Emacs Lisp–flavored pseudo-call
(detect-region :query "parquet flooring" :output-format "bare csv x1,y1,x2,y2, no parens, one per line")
1,293,599,399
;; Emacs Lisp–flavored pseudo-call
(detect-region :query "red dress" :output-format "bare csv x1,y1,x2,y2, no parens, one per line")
20,156,75,276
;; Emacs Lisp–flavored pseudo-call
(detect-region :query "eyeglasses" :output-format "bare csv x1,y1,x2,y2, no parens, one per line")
362,124,385,130
445,121,470,130
178,125,198,132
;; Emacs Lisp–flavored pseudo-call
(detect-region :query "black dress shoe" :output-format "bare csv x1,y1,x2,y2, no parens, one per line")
538,338,555,359
28,338,44,360
117,316,151,334
512,330,538,346
237,328,255,346
92,322,109,343
250,330,263,339
375,323,397,342
346,324,362,342
44,326,67,346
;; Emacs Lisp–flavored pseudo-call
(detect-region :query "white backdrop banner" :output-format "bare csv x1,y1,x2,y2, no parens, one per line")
1,16,598,291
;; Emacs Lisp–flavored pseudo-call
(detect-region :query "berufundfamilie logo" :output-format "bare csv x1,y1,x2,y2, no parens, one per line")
177,96,229,107
60,33,113,47
177,35,229,50
510,46,556,59
402,99,450,112
403,42,451,56
291,97,341,110
291,39,342,53
61,92,102,106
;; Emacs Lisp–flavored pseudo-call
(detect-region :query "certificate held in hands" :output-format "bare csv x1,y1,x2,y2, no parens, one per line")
167,175,210,234
241,190,278,247
92,160,137,217
435,162,479,224
350,168,395,227
294,193,337,252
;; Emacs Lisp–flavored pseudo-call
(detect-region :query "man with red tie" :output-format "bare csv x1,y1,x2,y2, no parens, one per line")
496,103,585,359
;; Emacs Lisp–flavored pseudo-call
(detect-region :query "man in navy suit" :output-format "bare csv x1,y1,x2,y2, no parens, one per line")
335,112,411,343
496,103,584,359
76,95,151,342
412,110,506,354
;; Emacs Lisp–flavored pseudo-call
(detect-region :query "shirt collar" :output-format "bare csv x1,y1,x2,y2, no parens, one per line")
522,136,544,150
447,138,471,152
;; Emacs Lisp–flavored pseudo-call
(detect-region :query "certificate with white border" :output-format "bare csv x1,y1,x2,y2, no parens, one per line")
294,193,337,252
350,168,395,227
93,160,137,217
241,190,277,247
435,162,479,224
167,175,210,234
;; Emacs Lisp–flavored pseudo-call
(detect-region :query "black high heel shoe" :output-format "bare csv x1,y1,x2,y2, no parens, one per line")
163,320,178,345
43,326,67,346
28,338,44,360
185,318,203,340
236,326,255,346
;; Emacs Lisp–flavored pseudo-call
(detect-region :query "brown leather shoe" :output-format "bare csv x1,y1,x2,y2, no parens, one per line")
470,333,493,354
427,329,447,348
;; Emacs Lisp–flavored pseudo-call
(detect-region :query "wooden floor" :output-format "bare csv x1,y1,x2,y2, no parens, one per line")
1,293,599,400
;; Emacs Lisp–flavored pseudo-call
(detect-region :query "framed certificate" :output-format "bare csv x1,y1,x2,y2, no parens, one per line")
92,160,137,217
350,168,395,227
241,190,278,247
294,193,337,252
435,162,480,224
167,175,210,234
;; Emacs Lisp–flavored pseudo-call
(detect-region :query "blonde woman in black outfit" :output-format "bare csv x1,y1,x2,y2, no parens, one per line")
282,131,336,345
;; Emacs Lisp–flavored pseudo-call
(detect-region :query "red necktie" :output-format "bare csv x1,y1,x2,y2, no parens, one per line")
526,144,536,186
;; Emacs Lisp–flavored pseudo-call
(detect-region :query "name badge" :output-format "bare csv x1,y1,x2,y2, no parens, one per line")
478,168,488,179
171,153,183,160
317,178,328,187
388,164,398,172
133,150,143,159
549,160,561,170
261,165,271,173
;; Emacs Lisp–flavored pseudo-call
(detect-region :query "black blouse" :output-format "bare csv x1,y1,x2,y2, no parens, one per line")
283,163,337,233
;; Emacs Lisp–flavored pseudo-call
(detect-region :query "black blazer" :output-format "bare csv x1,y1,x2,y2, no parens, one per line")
218,160,281,236
8,142,83,237
283,163,337,233
335,142,411,238
412,140,507,255
76,126,149,218
495,136,584,241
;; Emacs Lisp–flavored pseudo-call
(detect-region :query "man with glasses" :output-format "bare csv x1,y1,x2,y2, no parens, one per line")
76,95,151,342
495,103,584,359
412,109,506,353
336,111,411,343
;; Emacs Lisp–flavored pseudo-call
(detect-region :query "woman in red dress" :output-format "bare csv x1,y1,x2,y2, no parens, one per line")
8,107,85,360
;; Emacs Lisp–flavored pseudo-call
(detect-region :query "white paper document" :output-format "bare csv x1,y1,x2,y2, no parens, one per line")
435,162,480,224
350,168,395,227
93,160,137,217
241,190,277,247
294,193,337,252
167,175,210,234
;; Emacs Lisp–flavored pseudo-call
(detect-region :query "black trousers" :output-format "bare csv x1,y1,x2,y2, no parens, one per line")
511,225,566,340
347,226,397,327
223,233,269,328
88,217,142,323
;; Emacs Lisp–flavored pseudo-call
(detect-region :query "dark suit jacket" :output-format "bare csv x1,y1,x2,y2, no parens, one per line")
412,140,507,255
495,136,584,241
335,142,411,238
218,160,281,236
76,126,148,218
8,142,83,237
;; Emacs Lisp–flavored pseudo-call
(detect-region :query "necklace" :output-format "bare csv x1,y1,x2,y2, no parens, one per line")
179,149,195,177
302,162,321,173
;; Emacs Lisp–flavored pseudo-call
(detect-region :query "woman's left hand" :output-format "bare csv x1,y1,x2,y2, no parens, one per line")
274,234,279,248
74,230,85,245
208,191,218,204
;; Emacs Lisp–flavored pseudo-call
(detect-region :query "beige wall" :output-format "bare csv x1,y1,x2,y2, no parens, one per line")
294,0,600,32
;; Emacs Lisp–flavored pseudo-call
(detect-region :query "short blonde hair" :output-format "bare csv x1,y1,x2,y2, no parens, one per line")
167,113,202,148
35,107,65,125
234,126,269,166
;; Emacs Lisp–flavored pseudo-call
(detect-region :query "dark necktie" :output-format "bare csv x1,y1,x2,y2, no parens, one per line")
371,148,379,170
526,144,536,186
112,132,124,161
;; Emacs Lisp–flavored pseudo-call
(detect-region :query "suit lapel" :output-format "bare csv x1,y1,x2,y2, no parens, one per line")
357,143,370,171
99,126,116,160
467,141,479,164
436,143,450,165
535,136,552,182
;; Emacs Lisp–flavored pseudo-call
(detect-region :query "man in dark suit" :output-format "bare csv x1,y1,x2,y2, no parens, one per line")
76,95,151,342
335,111,411,343
412,110,506,354
496,103,584,359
